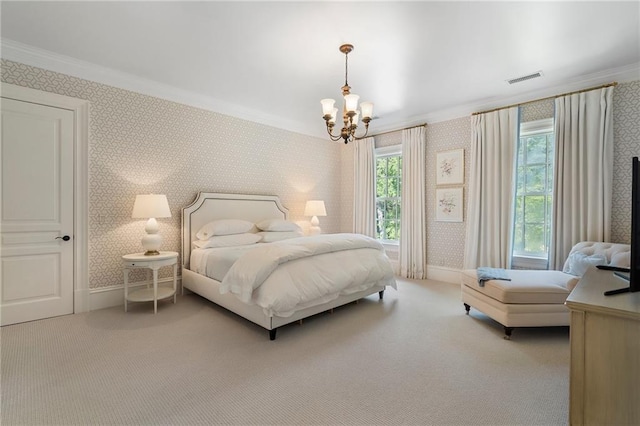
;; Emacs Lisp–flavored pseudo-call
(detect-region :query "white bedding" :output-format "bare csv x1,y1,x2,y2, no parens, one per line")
191,234,396,317
190,244,259,282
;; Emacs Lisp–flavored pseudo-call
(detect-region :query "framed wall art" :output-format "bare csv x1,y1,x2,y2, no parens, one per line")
436,148,464,185
435,187,463,222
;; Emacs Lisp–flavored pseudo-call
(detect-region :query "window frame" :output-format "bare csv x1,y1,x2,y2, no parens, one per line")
512,118,554,270
375,145,402,246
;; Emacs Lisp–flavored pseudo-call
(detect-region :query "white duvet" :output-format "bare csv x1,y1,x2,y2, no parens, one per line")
219,233,396,317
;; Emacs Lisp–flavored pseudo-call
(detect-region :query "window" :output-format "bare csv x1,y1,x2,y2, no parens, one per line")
375,146,402,242
512,118,554,269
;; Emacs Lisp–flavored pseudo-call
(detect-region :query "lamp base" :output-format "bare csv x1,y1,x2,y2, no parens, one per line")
309,225,322,236
141,228,162,255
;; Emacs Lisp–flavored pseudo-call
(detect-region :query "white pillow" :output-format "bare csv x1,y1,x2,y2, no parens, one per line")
192,233,261,249
565,252,607,276
195,219,254,240
256,219,302,232
258,231,304,243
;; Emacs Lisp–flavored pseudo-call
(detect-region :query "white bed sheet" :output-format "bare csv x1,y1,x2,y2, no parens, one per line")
190,245,259,282
189,234,396,318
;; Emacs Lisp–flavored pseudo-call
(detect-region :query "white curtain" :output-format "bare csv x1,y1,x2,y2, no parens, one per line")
353,137,376,237
463,107,519,269
399,127,427,278
549,87,614,269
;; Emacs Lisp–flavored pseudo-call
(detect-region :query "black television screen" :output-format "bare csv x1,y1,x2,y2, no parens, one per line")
630,156,639,292
604,156,639,295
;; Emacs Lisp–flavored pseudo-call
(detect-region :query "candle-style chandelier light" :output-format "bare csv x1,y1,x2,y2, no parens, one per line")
320,44,373,144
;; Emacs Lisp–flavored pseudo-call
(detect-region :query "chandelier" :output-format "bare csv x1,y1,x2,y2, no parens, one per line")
320,44,373,144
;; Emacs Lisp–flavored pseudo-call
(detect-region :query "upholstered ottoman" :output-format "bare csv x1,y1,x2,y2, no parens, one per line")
461,242,631,339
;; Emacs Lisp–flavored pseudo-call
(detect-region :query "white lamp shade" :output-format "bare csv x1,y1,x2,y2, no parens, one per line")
132,194,171,219
344,94,359,113
352,111,360,127
320,99,336,116
304,200,327,217
360,101,374,119
329,107,338,124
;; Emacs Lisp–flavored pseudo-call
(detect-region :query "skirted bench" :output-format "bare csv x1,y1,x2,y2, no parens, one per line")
461,242,631,339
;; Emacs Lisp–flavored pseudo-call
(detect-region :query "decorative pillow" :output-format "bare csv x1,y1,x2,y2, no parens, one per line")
255,219,302,232
258,231,304,243
192,233,261,249
195,219,254,240
564,252,607,276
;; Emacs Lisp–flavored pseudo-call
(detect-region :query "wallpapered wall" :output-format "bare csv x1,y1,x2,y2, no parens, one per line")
1,59,343,289
340,81,640,270
3,58,638,284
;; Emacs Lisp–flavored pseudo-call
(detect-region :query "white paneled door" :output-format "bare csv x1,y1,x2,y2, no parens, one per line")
1,98,74,325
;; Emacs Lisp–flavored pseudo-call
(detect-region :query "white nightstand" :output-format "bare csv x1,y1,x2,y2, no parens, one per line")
122,251,178,314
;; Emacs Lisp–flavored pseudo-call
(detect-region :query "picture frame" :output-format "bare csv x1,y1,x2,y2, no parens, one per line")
435,187,463,222
436,148,464,185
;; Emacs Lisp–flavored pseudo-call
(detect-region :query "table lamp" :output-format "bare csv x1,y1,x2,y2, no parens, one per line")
304,200,327,236
132,194,171,255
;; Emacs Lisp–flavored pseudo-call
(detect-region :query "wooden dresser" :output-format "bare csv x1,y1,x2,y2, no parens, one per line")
565,268,640,425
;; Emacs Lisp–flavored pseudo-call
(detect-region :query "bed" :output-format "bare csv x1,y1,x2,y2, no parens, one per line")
182,192,396,340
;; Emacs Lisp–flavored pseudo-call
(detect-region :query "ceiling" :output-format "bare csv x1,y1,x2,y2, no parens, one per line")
2,1,639,139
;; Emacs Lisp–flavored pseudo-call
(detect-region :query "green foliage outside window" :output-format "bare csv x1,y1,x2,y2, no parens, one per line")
376,155,402,241
513,131,554,258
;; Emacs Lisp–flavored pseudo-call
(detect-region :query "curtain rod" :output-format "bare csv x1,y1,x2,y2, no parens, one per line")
471,82,618,116
369,123,427,138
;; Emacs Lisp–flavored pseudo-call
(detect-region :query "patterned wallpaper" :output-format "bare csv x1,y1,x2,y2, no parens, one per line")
612,81,640,244
3,58,637,284
1,59,342,289
426,117,471,268
340,82,639,270
517,85,640,244
520,98,554,122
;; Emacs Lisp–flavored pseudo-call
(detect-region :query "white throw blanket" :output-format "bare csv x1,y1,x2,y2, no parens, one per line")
220,233,396,316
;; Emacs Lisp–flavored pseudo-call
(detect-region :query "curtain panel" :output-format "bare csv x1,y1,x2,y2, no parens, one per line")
399,127,427,278
549,87,614,269
353,137,376,237
463,107,519,269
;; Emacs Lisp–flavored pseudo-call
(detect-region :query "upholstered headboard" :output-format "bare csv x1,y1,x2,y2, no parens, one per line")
181,193,288,268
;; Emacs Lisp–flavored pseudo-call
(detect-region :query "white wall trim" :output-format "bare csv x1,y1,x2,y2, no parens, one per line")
426,265,461,285
3,38,638,136
1,83,90,314
1,38,314,138
372,62,640,129
89,277,182,311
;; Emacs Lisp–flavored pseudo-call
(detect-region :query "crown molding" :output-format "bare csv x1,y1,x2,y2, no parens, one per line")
373,61,640,131
3,38,638,136
0,38,321,138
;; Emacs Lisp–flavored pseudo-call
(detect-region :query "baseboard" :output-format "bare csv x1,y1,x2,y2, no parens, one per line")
89,277,182,311
426,265,461,285
74,287,90,313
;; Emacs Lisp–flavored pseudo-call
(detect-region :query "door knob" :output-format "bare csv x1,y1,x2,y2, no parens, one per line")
55,235,71,241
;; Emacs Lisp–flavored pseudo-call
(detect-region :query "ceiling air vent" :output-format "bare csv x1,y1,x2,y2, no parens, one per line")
507,71,543,85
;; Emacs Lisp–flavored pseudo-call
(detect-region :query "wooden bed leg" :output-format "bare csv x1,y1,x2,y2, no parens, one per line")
504,327,514,340
379,290,384,300
298,319,303,325
464,303,471,315
269,329,277,341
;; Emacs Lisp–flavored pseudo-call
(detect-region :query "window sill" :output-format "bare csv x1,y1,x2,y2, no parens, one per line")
512,255,548,270
380,241,399,249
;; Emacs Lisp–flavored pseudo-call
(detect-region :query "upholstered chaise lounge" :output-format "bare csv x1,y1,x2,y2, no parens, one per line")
461,242,631,339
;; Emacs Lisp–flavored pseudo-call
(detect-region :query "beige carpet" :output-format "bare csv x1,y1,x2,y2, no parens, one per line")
1,278,569,425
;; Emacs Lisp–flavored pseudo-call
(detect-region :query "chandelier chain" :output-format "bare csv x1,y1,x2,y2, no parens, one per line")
344,52,349,88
